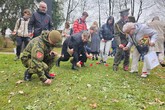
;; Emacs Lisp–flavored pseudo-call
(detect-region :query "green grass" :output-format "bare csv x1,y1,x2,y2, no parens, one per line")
0,51,165,110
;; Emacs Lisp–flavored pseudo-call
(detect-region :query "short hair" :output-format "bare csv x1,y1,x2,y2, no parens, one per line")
82,30,90,38
123,22,135,33
82,11,88,17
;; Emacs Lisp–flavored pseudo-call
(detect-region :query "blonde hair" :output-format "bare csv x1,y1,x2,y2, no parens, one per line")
123,22,135,33
92,21,98,28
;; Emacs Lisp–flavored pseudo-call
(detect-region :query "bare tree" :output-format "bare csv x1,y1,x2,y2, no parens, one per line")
98,0,101,27
65,0,79,22
130,0,135,16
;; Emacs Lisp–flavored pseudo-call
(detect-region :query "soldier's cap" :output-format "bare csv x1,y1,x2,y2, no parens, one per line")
128,16,136,23
48,30,61,44
119,8,130,16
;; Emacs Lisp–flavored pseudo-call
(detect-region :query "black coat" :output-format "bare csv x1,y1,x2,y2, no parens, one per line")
28,9,53,37
62,32,87,63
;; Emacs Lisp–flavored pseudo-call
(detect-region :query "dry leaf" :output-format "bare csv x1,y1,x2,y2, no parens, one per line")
18,91,24,94
16,80,24,84
8,99,11,103
89,103,97,109
111,99,119,103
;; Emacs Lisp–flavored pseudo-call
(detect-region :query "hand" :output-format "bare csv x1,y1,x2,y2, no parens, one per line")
12,31,16,35
149,42,155,47
87,54,92,59
44,79,52,85
123,47,129,51
102,39,106,42
119,44,125,48
76,62,81,67
50,51,58,56
68,48,74,55
28,33,33,38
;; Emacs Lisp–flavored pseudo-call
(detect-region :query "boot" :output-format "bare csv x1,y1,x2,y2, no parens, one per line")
24,69,32,81
71,65,78,70
56,58,60,67
113,65,118,71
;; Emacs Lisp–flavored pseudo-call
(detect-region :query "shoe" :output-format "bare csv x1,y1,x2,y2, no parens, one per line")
14,56,20,61
129,70,138,73
113,65,118,71
24,69,32,81
96,57,98,60
56,58,60,67
123,66,129,71
71,65,78,70
160,63,165,67
99,60,103,64
141,72,148,78
92,57,94,60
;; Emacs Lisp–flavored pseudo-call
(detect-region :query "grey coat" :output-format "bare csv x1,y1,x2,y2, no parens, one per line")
126,23,157,48
90,32,100,53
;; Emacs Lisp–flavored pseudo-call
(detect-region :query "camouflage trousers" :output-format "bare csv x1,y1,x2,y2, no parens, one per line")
21,53,58,79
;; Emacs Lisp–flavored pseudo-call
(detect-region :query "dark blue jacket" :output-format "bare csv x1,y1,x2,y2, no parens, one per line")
28,9,53,37
100,16,114,40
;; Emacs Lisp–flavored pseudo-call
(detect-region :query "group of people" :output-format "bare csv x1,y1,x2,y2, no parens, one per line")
11,1,165,85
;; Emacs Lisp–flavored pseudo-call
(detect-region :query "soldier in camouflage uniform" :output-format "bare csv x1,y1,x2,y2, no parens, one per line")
113,9,130,71
21,30,61,85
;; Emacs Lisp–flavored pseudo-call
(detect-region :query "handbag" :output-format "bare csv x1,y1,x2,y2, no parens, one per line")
144,51,160,69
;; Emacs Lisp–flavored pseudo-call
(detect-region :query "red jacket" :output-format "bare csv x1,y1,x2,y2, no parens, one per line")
73,18,87,34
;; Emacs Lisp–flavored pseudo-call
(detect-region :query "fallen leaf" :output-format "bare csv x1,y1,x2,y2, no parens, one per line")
18,91,24,94
111,99,119,103
82,97,87,101
87,84,91,88
10,92,15,96
8,99,11,103
89,103,97,109
16,80,24,84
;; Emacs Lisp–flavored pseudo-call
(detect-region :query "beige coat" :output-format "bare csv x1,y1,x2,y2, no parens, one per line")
148,20,165,52
14,18,29,37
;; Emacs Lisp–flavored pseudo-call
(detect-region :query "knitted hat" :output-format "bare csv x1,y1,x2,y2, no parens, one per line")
49,30,61,44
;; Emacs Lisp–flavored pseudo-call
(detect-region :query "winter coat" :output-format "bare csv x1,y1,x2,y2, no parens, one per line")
91,32,100,53
28,9,53,37
73,18,87,34
126,23,157,48
100,16,114,40
147,20,165,52
14,18,29,37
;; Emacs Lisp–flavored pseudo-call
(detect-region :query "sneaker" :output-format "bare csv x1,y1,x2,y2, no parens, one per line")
123,66,129,71
141,72,148,78
56,58,60,67
24,69,32,81
99,60,103,64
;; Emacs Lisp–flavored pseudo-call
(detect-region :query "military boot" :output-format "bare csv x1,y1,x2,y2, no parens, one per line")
113,65,118,71
24,69,32,81
56,58,61,67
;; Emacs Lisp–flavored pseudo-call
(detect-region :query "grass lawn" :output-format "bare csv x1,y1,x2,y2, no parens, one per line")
0,48,165,110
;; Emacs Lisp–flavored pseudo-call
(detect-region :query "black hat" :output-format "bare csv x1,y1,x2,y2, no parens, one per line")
119,8,130,16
